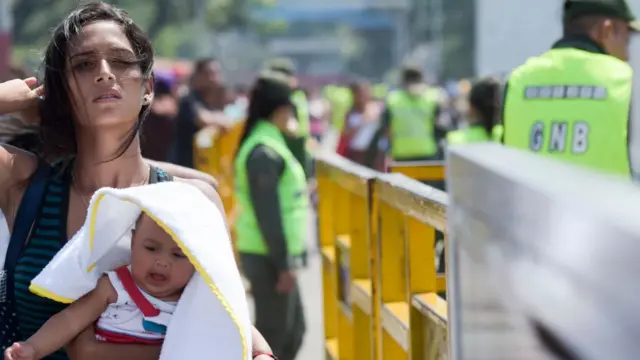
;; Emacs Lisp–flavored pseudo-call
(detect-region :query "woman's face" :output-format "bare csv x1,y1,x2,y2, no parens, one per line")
272,104,294,132
66,20,152,129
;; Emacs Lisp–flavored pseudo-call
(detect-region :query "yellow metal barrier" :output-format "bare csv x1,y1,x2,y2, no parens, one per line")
194,122,245,226
318,153,448,360
375,174,447,360
388,161,445,182
317,153,378,360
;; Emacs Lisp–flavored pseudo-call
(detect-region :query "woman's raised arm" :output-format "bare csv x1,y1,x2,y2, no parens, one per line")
0,78,43,217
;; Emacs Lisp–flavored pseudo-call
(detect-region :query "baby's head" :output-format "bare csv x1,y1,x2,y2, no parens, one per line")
130,213,195,300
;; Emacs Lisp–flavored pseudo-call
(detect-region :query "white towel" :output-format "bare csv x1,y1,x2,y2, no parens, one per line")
29,182,252,360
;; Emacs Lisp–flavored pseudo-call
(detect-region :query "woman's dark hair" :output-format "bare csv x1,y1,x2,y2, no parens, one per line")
0,116,41,153
468,77,501,134
236,73,292,158
39,2,154,162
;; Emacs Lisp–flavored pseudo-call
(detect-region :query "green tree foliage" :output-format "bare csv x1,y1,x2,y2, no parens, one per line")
11,0,281,62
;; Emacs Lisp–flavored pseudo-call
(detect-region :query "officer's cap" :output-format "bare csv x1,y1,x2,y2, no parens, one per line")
265,58,296,76
564,0,640,31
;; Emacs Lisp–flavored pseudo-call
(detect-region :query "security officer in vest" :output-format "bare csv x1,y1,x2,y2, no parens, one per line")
234,71,307,360
370,65,444,161
266,58,312,177
503,0,638,177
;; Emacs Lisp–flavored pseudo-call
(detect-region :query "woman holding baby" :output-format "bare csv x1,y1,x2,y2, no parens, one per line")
0,2,275,360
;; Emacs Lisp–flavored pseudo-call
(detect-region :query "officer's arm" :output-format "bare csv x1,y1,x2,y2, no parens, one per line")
246,145,291,271
499,80,509,144
628,103,640,182
380,106,391,137
433,104,447,141
364,106,391,166
284,135,309,177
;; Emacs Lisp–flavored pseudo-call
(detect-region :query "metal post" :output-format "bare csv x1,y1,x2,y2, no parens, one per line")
429,0,444,78
394,9,410,67
195,0,206,24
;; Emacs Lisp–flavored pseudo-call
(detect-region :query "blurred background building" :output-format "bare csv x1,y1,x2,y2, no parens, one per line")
0,0,573,86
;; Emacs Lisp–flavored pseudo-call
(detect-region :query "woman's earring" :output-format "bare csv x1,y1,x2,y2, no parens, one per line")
142,96,151,105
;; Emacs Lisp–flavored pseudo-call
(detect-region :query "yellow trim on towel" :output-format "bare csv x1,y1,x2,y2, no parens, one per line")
29,284,75,304
88,193,106,252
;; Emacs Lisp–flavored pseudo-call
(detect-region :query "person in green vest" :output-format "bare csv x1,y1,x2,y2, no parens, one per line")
372,83,389,101
371,65,444,163
234,71,308,360
266,58,312,178
325,84,353,132
503,0,638,177
447,77,501,144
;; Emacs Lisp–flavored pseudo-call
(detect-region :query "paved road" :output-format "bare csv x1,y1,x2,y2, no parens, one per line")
247,213,324,360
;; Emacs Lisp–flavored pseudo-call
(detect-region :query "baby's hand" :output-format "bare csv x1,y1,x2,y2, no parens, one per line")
4,342,37,360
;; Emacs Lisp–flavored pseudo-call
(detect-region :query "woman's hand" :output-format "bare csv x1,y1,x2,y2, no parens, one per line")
275,270,296,294
66,326,161,360
0,78,43,116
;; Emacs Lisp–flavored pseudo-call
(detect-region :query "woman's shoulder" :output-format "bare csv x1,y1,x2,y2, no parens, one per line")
1,145,38,214
1,144,39,183
175,177,225,216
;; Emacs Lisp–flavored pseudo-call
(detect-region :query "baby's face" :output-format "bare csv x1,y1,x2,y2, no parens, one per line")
130,214,195,300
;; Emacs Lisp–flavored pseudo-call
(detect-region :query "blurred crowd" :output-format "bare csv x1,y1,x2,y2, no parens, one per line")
0,57,502,175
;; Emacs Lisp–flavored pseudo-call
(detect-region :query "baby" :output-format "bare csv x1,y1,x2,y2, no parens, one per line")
4,214,195,360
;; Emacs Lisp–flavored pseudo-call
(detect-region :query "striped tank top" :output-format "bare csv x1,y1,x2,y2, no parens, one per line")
13,164,171,360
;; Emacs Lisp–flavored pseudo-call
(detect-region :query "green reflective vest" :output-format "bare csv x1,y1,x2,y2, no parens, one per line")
504,47,631,176
447,126,491,144
326,86,352,132
292,89,310,138
387,89,439,159
373,83,388,99
234,120,309,256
